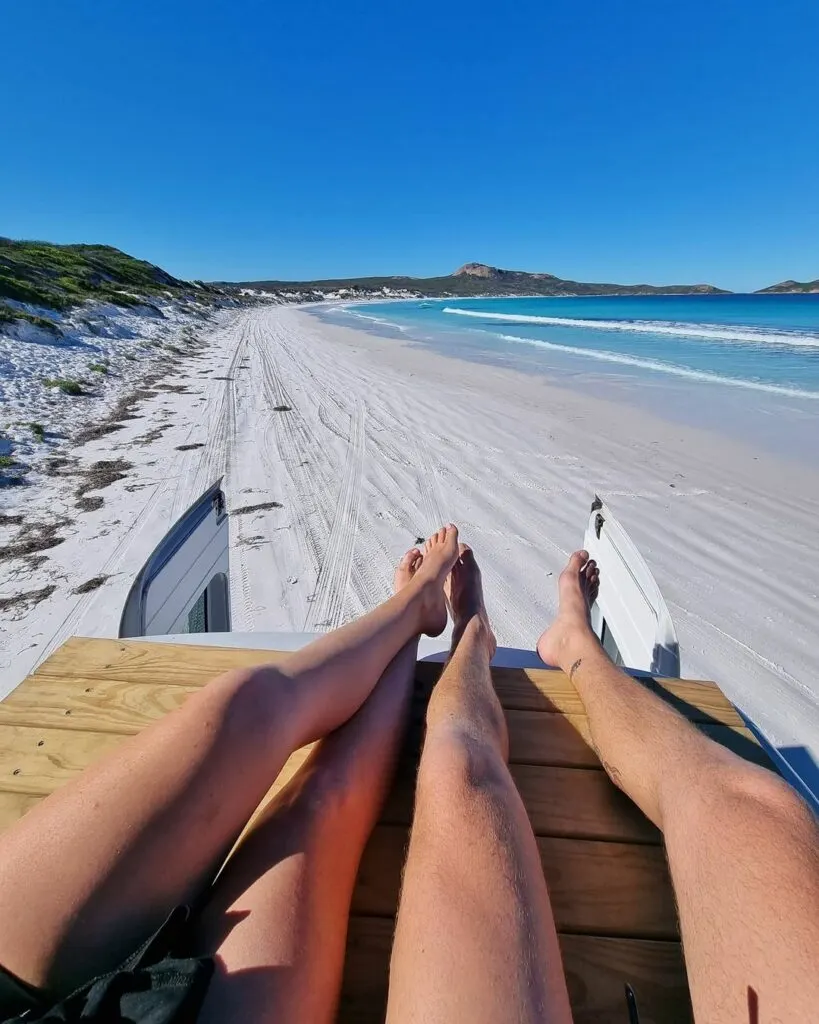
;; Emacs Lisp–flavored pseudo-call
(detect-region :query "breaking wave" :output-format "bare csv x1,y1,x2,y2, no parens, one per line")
443,307,819,349
496,333,819,399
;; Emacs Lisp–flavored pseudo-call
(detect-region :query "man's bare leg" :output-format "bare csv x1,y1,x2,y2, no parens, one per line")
0,527,460,996
387,545,573,1024
537,550,819,1024
193,553,425,1023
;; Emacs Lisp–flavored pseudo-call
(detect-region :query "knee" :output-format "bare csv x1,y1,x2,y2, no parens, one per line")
196,666,302,746
719,762,814,828
679,759,816,843
418,725,512,816
425,686,509,760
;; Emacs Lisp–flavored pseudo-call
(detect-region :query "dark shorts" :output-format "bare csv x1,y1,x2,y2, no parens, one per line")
0,907,213,1023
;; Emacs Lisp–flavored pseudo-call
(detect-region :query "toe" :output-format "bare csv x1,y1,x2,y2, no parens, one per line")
565,548,589,581
567,549,589,573
400,547,420,568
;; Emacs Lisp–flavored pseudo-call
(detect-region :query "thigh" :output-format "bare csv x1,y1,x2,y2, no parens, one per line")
660,764,819,1023
386,729,573,1024
0,667,304,996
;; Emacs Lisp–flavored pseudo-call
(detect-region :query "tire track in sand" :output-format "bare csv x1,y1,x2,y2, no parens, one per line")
305,399,366,629
252,320,373,626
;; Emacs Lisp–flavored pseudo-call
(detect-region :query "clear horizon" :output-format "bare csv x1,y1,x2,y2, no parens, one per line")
2,0,818,292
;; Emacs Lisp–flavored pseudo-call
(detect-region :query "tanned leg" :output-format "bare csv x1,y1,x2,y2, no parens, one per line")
387,545,573,1024
537,550,819,1024
194,552,426,1023
0,527,460,995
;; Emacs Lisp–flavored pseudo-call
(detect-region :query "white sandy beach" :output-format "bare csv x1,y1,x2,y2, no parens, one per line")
2,304,818,766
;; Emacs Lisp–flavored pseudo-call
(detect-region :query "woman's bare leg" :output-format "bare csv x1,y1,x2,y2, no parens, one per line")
387,546,573,1024
537,550,819,1024
0,527,459,995
194,555,423,1024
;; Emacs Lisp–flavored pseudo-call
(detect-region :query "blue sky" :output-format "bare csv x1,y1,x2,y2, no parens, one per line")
2,0,818,291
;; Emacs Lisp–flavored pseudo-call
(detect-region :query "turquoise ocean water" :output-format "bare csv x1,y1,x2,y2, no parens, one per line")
337,294,819,400
314,294,819,463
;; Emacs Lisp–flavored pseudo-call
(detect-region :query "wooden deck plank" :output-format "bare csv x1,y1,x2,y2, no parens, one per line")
32,638,744,726
381,763,663,842
30,637,290,684
0,722,314,806
0,678,198,735
0,724,124,796
0,679,767,774
353,825,679,939
0,792,42,830
559,932,692,1024
340,915,692,1024
511,764,661,844
507,710,767,769
0,718,659,844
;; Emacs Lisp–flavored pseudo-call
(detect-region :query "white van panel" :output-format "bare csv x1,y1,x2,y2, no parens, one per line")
584,497,679,676
120,484,230,637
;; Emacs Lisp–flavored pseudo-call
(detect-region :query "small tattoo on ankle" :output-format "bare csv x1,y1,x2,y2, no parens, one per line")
569,658,582,681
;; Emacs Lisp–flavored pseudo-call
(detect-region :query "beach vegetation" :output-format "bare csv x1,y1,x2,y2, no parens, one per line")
28,422,46,442
0,301,61,333
0,237,212,315
43,377,85,396
89,362,109,374
72,575,109,594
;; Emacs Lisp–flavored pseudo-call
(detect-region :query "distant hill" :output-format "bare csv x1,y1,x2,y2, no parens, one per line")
0,238,193,311
755,279,819,294
230,262,729,297
0,238,233,331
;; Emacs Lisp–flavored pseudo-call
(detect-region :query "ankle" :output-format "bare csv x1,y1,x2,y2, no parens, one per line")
451,614,494,658
557,627,603,676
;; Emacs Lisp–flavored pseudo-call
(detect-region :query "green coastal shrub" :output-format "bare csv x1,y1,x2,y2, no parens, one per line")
43,378,85,396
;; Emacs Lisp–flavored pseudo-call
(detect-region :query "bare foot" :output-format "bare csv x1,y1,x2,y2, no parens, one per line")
407,525,461,636
445,543,496,658
536,550,599,671
394,547,423,593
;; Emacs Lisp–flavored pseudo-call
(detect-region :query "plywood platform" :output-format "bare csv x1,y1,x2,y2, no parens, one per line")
0,638,771,1023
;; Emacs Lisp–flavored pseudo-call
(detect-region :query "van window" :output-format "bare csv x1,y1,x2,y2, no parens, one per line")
187,591,207,632
181,573,229,633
